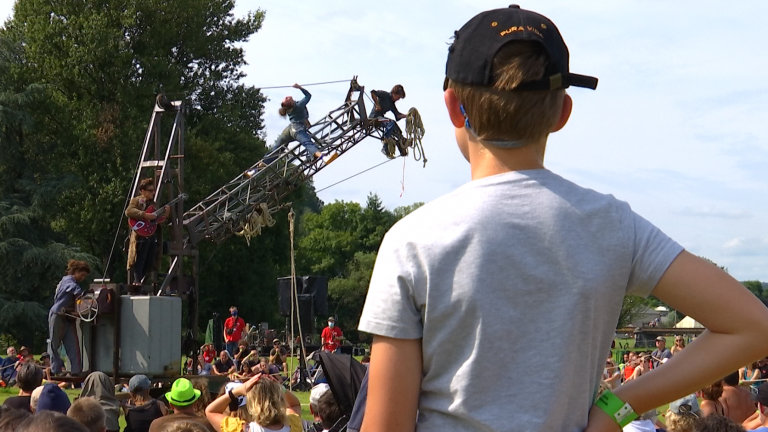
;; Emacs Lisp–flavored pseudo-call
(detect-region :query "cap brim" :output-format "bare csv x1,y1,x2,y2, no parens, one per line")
566,73,598,90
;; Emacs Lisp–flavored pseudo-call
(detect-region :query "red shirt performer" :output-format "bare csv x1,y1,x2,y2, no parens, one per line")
321,316,343,353
223,306,245,357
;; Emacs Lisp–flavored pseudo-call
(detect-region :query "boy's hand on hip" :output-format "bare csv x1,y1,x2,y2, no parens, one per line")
584,405,621,432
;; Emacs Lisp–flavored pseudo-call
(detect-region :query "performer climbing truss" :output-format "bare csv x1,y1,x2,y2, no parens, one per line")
182,77,411,245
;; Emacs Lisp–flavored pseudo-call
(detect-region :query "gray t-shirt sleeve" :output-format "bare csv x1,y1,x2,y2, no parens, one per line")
626,210,684,297
358,230,423,339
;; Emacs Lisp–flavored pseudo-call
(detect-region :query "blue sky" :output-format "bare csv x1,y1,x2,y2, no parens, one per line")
2,1,766,281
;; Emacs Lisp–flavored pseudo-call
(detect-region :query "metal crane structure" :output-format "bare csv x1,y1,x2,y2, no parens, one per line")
115,77,410,372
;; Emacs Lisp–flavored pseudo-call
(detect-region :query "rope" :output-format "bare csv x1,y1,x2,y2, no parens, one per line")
0,361,18,371
315,159,395,194
288,209,309,391
235,203,276,245
258,79,350,90
405,108,427,167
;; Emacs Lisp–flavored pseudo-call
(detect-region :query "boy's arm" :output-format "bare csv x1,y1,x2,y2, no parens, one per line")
587,251,768,431
361,335,421,432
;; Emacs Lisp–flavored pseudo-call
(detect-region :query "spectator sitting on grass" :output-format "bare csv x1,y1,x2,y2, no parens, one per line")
0,405,31,431
191,378,212,420
1,347,18,386
205,373,303,432
212,351,235,376
29,385,44,413
148,378,215,432
741,382,768,431
720,371,757,424
234,342,250,371
220,382,251,423
699,380,727,417
314,391,343,432
68,396,106,432
124,374,167,432
80,372,121,432
741,362,761,389
18,410,88,432
37,383,71,415
238,351,260,377
604,357,621,390
269,340,288,373
197,354,213,376
693,414,746,432
671,336,686,355
3,363,43,412
666,395,700,432
309,383,331,426
622,409,665,432
202,344,216,365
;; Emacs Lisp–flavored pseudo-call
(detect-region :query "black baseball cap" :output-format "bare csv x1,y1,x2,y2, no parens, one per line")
753,382,768,406
445,5,598,91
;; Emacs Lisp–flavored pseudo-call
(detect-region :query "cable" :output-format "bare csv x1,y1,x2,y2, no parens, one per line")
258,79,351,90
315,158,395,194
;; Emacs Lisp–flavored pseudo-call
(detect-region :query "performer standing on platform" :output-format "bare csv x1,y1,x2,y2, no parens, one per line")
125,178,168,287
49,259,90,376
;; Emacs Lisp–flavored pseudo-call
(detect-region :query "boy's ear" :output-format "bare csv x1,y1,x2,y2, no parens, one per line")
444,89,466,128
551,93,572,133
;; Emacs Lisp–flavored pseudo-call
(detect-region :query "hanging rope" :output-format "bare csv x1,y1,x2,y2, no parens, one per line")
258,79,350,90
235,203,276,245
405,108,427,167
287,209,309,391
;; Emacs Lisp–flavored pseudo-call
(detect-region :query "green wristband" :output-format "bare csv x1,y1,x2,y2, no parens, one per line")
594,390,637,428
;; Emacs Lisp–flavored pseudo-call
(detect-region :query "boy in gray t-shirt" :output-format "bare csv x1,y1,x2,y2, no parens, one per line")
358,6,768,432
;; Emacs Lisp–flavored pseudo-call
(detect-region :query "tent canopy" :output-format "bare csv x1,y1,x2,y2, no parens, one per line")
674,316,704,329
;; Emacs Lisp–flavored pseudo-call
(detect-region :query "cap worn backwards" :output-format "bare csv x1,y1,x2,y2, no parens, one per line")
445,4,598,91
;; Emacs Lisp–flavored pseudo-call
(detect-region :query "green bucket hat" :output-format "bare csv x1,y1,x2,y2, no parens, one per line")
166,378,201,407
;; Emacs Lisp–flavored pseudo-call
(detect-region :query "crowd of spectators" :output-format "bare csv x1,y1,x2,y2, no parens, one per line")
602,339,768,432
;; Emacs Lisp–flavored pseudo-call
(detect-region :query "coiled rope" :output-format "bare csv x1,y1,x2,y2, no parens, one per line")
405,108,427,167
235,203,276,245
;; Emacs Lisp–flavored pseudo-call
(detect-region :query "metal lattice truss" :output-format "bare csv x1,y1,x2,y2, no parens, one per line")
182,78,403,245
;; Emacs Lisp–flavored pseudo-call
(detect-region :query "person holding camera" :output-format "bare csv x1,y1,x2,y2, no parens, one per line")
223,306,245,357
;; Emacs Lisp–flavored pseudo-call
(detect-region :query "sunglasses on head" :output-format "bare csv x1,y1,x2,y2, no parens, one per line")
678,404,699,418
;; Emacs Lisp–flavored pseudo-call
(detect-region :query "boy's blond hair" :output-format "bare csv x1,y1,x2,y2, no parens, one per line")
246,378,286,427
447,41,564,144
67,397,106,432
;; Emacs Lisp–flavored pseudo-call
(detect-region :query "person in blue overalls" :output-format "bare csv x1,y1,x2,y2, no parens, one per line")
48,259,90,376
246,83,337,177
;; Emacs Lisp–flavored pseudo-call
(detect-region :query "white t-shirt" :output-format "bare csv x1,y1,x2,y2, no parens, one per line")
358,169,683,432
245,424,290,432
623,419,657,432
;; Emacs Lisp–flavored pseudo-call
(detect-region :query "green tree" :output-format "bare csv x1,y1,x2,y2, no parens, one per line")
327,251,377,342
0,0,326,345
617,296,651,328
742,280,764,300
296,195,424,342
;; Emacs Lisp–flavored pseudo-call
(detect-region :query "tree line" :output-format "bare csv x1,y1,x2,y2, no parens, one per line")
0,0,425,350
